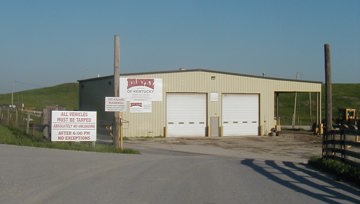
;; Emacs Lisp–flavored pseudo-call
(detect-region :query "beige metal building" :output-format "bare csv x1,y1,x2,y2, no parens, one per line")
78,69,322,137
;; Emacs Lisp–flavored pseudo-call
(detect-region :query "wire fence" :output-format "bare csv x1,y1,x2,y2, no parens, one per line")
0,106,44,138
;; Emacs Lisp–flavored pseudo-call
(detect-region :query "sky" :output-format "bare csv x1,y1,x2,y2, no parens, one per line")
0,0,359,93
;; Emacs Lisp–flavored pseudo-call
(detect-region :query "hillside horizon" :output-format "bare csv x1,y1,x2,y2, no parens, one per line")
0,82,359,125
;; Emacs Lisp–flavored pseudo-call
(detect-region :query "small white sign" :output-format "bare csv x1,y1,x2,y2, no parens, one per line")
210,93,219,102
105,97,127,112
51,111,97,142
129,101,152,113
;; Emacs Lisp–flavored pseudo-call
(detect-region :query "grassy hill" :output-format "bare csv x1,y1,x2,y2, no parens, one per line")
0,83,79,110
278,84,360,125
0,83,359,125
331,84,360,110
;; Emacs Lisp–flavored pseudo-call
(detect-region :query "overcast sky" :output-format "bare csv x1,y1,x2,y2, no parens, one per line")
0,0,359,93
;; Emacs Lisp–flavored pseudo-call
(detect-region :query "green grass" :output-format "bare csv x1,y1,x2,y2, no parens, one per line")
0,124,30,145
0,83,79,110
330,83,360,113
278,84,360,125
0,125,139,154
308,156,360,187
278,92,318,125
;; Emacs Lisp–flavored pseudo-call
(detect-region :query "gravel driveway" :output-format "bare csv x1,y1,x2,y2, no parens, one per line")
126,130,323,163
2,131,359,204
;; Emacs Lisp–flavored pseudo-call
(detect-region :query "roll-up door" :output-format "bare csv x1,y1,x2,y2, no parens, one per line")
222,94,259,136
167,93,206,137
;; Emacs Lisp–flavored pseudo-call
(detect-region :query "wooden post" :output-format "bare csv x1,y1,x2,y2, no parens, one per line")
42,108,50,140
15,108,18,128
324,44,332,133
113,35,123,150
32,122,35,137
316,92,322,134
7,108,10,126
324,43,333,158
26,113,30,134
292,92,297,128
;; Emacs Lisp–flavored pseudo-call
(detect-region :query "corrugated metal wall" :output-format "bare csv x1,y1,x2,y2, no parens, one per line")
79,70,322,137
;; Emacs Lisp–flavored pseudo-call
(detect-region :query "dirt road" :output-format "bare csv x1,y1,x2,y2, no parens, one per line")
126,130,323,163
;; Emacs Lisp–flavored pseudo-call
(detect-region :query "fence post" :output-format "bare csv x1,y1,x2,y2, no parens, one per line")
15,108,18,128
42,108,50,140
7,108,10,126
339,131,343,161
343,133,347,161
0,107,3,123
32,123,35,137
26,113,30,134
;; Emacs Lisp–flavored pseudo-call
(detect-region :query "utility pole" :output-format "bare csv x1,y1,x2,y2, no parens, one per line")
324,44,332,133
113,35,123,150
324,43,333,158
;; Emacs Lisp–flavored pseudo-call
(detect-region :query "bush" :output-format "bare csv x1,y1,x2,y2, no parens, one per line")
308,156,360,186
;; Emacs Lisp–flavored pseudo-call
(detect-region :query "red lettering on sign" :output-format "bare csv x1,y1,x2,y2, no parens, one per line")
127,79,154,89
130,103,142,107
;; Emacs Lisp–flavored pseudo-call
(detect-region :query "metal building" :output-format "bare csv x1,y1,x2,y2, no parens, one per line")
78,69,322,137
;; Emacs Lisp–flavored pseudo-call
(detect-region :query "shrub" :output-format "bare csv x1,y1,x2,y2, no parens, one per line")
308,156,360,186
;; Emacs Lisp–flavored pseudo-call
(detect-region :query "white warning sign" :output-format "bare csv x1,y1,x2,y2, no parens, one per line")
51,111,97,142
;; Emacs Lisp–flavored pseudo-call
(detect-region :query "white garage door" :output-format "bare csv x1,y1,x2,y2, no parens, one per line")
167,93,206,137
222,94,259,136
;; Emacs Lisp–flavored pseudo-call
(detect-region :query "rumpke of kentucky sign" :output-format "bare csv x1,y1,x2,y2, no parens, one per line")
120,78,163,101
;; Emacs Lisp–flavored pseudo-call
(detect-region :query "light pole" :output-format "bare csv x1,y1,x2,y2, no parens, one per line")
11,80,14,108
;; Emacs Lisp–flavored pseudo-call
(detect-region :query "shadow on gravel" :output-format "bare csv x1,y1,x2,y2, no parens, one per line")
241,159,360,204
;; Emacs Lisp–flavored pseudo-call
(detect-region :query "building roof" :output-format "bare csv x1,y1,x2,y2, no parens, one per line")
78,68,322,84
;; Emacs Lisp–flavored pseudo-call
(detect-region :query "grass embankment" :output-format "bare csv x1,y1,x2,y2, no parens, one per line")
0,125,139,154
0,83,79,110
278,83,360,125
308,156,360,187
